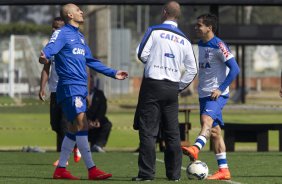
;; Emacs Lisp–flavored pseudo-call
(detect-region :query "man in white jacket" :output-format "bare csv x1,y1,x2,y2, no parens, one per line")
133,1,197,181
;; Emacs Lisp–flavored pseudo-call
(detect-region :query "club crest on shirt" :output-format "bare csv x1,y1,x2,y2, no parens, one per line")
204,49,211,59
75,97,83,108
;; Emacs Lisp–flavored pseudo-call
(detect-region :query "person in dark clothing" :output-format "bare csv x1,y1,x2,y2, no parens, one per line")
87,87,112,153
133,1,197,181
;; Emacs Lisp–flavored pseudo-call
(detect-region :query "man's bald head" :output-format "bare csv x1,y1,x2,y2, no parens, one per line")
162,1,181,21
60,3,84,27
60,4,72,22
60,4,82,22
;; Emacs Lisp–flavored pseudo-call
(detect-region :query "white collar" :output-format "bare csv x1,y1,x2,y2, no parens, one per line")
163,20,178,27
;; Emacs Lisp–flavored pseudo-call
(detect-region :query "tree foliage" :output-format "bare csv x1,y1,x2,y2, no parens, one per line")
0,23,51,36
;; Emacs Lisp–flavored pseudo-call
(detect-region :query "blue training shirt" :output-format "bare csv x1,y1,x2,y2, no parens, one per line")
43,24,117,102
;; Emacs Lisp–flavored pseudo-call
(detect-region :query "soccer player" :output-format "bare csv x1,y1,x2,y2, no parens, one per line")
181,13,240,180
39,4,128,180
133,1,197,181
279,87,282,98
39,17,81,167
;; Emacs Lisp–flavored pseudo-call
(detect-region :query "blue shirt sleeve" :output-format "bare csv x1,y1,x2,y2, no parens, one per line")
85,45,117,78
218,58,240,92
137,27,153,61
43,29,66,59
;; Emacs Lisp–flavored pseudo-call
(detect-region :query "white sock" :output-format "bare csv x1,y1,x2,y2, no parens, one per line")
76,131,95,169
58,133,76,167
194,135,207,150
216,152,228,168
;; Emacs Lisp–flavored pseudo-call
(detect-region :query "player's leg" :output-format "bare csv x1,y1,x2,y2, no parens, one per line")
53,130,78,180
207,96,231,180
61,111,81,163
207,125,231,180
69,97,111,180
53,96,82,180
182,97,214,160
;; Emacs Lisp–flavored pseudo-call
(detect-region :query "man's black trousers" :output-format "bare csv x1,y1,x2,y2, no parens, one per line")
134,78,182,180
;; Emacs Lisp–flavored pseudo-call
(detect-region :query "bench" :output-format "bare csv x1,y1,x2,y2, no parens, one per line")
223,123,282,152
158,108,192,151
179,108,194,146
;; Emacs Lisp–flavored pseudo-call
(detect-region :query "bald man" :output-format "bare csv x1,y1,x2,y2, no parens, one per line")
39,3,128,180
133,1,197,181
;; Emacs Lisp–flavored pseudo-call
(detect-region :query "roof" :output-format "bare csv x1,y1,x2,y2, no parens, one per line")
2,0,282,5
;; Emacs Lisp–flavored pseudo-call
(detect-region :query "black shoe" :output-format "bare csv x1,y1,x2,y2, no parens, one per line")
132,176,153,181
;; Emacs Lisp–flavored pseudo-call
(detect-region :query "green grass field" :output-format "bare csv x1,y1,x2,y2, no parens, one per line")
0,95,282,183
0,151,282,184
0,95,282,151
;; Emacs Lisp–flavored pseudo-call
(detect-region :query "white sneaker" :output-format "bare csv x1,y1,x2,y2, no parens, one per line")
91,145,105,153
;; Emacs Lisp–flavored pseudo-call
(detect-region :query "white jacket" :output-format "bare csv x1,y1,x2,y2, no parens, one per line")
137,20,197,91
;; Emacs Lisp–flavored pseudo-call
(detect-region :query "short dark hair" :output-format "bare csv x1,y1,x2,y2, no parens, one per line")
52,17,64,29
197,13,218,33
53,17,64,22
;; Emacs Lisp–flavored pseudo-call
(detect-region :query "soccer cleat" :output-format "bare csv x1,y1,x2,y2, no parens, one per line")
73,147,81,163
53,160,68,167
181,146,199,161
207,168,231,180
53,167,80,180
88,166,112,180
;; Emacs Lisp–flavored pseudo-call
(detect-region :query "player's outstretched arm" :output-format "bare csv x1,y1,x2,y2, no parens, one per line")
115,70,128,80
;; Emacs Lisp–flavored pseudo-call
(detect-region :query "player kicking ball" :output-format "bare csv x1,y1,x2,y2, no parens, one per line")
182,14,240,180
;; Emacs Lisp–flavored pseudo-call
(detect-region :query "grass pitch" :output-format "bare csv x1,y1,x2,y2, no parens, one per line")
0,151,282,184
1,95,282,183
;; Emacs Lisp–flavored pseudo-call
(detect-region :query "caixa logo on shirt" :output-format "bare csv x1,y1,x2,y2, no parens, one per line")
160,32,185,45
72,48,85,55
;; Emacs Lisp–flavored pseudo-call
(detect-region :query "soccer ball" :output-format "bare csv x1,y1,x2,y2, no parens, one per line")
186,160,209,180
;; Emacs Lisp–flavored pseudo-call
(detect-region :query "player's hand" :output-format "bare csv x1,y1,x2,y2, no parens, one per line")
94,121,101,128
115,70,128,80
280,88,282,98
211,89,222,100
39,51,49,64
39,89,46,101
89,120,101,129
